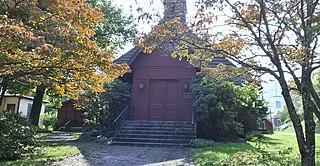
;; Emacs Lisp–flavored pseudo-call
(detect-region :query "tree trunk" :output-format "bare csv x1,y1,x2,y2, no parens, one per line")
278,79,313,165
301,76,316,166
30,85,46,126
0,79,8,108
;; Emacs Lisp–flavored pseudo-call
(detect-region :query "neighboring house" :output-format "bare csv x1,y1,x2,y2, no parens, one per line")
57,100,84,127
258,118,273,133
271,115,282,128
0,94,48,121
269,95,285,115
268,96,284,127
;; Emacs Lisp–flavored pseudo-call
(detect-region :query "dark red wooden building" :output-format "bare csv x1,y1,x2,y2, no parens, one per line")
57,100,84,127
119,0,235,123
116,47,234,122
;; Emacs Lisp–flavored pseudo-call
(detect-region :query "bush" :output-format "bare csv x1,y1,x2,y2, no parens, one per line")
190,139,215,148
82,79,131,136
246,131,265,142
192,75,268,140
0,111,40,160
41,111,57,129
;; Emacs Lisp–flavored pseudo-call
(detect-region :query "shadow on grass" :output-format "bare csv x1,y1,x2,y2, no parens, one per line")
258,135,283,145
0,142,81,166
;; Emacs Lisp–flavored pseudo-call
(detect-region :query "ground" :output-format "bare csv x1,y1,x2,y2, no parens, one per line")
194,133,320,165
52,142,195,166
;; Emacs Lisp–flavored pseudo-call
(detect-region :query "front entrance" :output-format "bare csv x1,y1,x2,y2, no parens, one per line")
149,79,180,121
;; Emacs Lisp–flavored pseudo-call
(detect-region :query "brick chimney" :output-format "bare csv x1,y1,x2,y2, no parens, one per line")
163,0,187,24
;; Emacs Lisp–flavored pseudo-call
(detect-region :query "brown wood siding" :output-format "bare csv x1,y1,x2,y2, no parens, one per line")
57,101,84,127
130,51,197,122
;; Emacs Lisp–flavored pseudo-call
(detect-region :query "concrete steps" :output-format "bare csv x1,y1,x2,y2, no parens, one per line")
112,120,196,147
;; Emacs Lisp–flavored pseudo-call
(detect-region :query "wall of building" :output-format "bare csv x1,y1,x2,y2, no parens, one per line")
0,97,19,113
18,98,46,120
130,50,197,122
269,96,285,115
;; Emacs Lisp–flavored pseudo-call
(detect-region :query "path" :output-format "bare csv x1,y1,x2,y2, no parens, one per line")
51,141,195,166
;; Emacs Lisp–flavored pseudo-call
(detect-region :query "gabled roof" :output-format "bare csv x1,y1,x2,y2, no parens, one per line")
207,57,235,67
115,47,235,67
115,47,141,64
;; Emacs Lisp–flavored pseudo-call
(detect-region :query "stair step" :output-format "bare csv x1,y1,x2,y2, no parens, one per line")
124,124,194,128
117,133,195,139
112,120,196,147
112,141,190,147
118,129,195,135
126,120,192,124
121,126,194,131
115,137,191,143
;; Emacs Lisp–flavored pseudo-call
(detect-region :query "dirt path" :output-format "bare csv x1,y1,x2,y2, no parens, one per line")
51,142,195,166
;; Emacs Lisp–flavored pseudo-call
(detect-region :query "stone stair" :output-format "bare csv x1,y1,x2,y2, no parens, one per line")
112,120,196,147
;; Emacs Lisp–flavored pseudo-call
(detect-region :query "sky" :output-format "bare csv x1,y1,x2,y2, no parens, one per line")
111,0,282,101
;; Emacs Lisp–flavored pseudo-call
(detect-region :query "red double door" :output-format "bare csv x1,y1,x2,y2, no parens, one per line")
149,79,180,121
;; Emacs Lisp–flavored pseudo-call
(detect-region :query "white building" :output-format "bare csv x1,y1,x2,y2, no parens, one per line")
0,95,48,121
269,96,285,128
269,96,285,115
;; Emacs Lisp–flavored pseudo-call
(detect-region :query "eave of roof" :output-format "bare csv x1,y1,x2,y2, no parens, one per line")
115,47,141,65
115,47,235,68
4,94,49,103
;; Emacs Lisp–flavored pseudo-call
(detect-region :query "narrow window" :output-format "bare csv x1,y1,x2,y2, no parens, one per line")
276,101,281,108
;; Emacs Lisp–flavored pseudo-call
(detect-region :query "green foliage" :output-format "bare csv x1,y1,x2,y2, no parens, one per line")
218,151,259,166
83,79,131,136
190,139,215,148
277,107,291,124
246,131,265,142
0,112,40,160
41,111,57,129
88,0,137,52
192,75,267,140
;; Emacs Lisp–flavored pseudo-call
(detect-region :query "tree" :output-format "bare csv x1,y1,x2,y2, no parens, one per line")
138,0,320,165
0,0,135,125
88,0,137,52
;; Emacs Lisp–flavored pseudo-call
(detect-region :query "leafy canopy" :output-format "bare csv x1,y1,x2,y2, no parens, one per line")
0,0,128,99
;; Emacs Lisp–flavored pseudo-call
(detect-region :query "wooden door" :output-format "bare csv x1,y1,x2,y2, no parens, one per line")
164,80,179,121
149,80,165,120
149,80,180,121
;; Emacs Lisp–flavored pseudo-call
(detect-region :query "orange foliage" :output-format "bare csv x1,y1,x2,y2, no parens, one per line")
0,0,128,99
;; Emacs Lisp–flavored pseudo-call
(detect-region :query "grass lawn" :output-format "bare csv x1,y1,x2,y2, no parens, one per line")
194,134,320,165
0,143,80,166
281,121,320,134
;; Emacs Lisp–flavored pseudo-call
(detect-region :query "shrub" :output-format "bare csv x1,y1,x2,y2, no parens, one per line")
192,75,268,140
82,79,131,136
0,111,40,160
190,139,215,148
193,80,243,140
41,111,57,129
246,131,265,142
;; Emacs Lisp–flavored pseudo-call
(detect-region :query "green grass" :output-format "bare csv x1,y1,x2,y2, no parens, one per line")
1,143,80,166
282,121,320,134
194,134,320,165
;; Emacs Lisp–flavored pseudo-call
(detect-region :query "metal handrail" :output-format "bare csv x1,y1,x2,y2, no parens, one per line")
112,105,134,137
113,105,129,123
